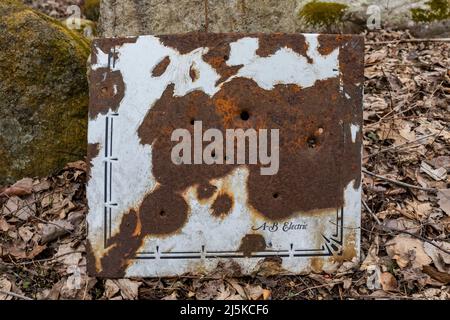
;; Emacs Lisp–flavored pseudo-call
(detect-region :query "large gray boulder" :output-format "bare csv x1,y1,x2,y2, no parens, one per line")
0,0,90,185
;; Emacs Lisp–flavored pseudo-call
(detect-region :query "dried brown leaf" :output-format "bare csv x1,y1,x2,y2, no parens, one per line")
1,178,33,197
104,279,120,299
385,235,432,269
380,272,398,292
423,241,450,273
40,220,74,244
422,265,450,285
437,189,450,216
18,226,34,242
0,277,13,300
114,279,141,300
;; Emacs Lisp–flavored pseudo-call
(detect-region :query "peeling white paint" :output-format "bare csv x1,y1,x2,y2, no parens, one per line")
226,35,339,90
350,123,360,143
87,34,361,277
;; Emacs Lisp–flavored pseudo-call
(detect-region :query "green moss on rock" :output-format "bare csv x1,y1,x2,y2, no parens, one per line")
298,1,348,31
82,0,100,22
0,0,90,185
411,0,450,23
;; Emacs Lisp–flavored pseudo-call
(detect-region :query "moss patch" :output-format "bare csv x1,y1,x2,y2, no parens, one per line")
0,0,90,185
298,1,348,31
82,0,100,22
411,0,450,23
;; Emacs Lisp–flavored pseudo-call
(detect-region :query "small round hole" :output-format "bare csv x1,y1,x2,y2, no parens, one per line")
273,192,279,199
307,137,317,148
159,210,166,217
223,55,229,61
211,150,216,158
190,119,195,125
240,111,250,121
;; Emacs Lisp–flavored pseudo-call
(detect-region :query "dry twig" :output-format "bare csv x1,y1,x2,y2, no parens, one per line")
362,168,437,192
366,38,450,45
0,289,33,300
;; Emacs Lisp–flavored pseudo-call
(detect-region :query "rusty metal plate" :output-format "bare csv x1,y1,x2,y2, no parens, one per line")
87,33,364,278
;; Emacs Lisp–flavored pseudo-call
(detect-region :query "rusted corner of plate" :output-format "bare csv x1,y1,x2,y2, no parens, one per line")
87,33,364,278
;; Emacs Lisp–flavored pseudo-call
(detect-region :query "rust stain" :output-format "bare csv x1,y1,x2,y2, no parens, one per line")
214,97,240,128
139,186,190,235
89,37,138,120
152,56,170,77
254,256,287,276
86,143,99,179
189,64,199,82
91,37,138,66
85,239,98,276
310,257,324,273
257,33,309,61
239,234,266,257
159,32,245,86
211,193,234,217
215,260,243,277
329,229,357,265
131,40,360,253
196,182,217,200
89,68,125,119
98,209,142,277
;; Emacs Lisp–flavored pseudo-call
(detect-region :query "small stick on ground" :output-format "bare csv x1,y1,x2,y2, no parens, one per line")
363,199,450,254
362,199,382,225
2,250,85,266
0,289,33,300
362,168,437,192
366,38,450,45
377,225,450,255
363,133,438,159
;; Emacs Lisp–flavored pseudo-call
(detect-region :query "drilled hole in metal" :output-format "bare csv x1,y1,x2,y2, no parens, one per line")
273,192,280,199
307,137,317,148
223,55,229,61
240,111,250,121
159,210,166,217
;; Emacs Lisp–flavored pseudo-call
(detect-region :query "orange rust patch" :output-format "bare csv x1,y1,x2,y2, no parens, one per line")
197,182,217,200
152,56,170,77
310,257,324,273
91,37,138,66
211,193,233,217
317,34,348,56
214,97,240,127
189,64,199,82
255,256,287,276
86,143,99,179
98,209,142,277
85,240,98,276
89,68,125,119
257,34,309,60
139,186,189,236
132,215,142,237
329,230,357,265
239,234,266,257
